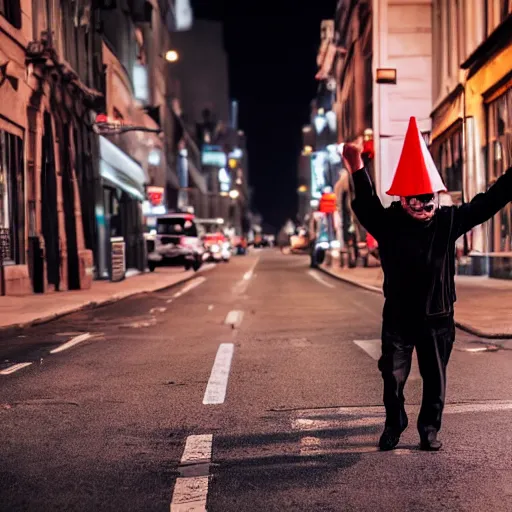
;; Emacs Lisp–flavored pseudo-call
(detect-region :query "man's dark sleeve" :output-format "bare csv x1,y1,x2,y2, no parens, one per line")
454,167,512,237
350,167,386,240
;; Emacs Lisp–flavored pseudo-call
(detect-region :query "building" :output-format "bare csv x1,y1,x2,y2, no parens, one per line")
297,125,314,223
4,0,105,295
98,1,176,279
431,0,512,278
0,0,35,295
334,0,433,206
170,20,250,233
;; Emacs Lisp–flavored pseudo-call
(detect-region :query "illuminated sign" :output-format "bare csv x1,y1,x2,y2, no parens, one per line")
319,192,337,213
218,167,231,192
229,148,243,159
202,145,227,167
311,152,326,199
147,186,164,207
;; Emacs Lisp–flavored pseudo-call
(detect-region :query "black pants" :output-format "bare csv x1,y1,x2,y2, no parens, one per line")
379,312,455,438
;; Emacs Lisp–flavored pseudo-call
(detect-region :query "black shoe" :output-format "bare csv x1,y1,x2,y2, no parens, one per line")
379,427,401,451
420,430,443,451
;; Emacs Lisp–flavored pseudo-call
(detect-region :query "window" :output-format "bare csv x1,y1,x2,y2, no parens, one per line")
487,87,512,252
486,0,512,35
156,217,198,237
431,124,463,197
0,130,24,264
500,0,512,22
0,0,21,29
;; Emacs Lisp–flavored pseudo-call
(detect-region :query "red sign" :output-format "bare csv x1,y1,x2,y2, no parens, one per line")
147,186,164,207
319,192,337,213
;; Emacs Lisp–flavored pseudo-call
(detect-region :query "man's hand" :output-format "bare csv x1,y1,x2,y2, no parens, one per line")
342,140,364,174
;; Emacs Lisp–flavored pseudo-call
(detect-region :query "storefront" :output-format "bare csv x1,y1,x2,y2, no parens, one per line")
0,18,32,295
0,123,25,295
461,12,512,278
430,121,464,205
97,136,146,280
486,83,512,276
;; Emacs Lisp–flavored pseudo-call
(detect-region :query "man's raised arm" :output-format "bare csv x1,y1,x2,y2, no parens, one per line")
342,143,386,240
454,166,512,237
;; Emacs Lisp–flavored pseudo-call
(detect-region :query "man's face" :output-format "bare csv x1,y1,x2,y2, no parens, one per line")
400,193,437,221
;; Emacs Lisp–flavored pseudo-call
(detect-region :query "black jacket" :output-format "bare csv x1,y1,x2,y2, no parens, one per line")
351,167,512,320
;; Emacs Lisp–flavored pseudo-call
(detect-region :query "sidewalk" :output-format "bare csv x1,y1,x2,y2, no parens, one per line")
320,263,512,338
0,267,207,332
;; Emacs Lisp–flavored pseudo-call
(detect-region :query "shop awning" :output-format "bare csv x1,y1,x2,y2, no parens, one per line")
99,136,146,201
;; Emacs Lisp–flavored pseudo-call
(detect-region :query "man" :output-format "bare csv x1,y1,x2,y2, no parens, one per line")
342,117,512,451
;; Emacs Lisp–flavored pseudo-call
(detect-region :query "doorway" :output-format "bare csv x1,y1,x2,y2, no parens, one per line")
40,113,60,291
60,124,80,290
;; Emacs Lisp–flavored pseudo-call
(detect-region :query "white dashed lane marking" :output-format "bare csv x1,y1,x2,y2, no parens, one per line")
169,276,206,302
180,434,213,464
224,310,244,328
0,362,33,375
50,333,92,354
232,257,260,295
170,434,213,511
307,270,335,288
203,343,235,405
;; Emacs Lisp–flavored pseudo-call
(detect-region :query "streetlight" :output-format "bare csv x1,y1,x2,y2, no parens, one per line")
229,189,240,199
164,50,179,63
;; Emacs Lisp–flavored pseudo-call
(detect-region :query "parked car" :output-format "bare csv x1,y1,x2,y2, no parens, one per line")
203,232,231,262
146,213,204,272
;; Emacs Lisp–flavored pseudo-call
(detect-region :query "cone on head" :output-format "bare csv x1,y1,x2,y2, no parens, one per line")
386,117,446,196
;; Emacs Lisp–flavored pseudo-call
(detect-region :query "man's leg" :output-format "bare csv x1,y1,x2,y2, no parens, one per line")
416,321,455,450
378,325,414,449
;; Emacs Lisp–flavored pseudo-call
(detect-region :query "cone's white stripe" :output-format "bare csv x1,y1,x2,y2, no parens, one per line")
417,127,446,193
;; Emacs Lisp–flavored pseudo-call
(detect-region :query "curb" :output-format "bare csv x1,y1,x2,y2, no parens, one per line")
318,265,512,340
0,267,212,336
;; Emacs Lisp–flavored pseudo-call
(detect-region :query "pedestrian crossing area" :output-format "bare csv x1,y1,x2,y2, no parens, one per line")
288,400,512,456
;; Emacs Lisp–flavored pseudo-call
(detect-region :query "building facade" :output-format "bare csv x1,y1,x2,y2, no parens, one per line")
431,0,512,277
171,20,250,233
1,0,106,295
0,0,35,295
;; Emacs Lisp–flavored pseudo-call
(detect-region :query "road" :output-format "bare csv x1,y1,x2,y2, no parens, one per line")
1,250,512,511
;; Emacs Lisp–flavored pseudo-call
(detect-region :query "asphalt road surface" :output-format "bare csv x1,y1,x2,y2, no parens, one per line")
1,250,512,512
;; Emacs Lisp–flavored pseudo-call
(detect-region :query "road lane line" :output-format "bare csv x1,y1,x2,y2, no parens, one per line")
308,270,335,288
233,256,260,295
203,343,235,405
181,434,213,464
150,307,167,314
353,339,382,360
170,476,209,511
170,434,213,511
225,310,244,328
50,333,92,354
0,362,33,375
353,339,421,380
173,276,206,299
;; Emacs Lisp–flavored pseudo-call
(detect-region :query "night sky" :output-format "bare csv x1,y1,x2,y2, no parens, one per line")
191,0,336,231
